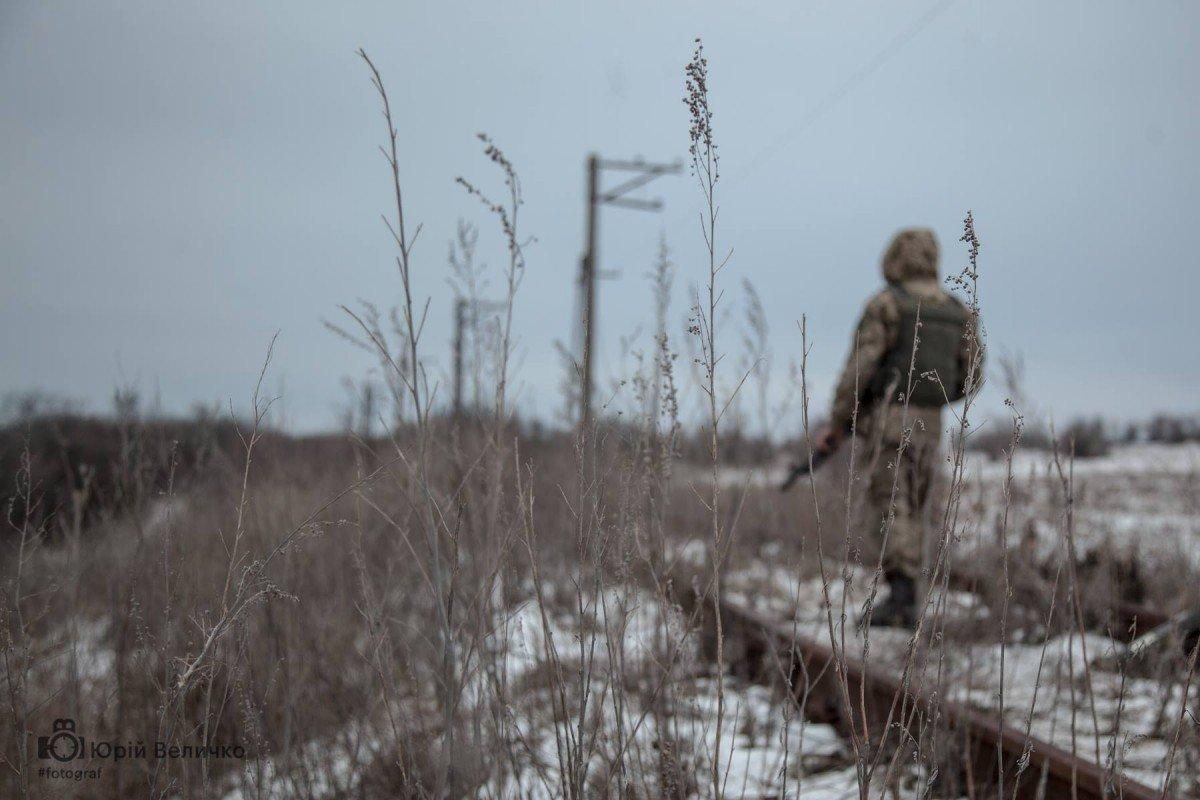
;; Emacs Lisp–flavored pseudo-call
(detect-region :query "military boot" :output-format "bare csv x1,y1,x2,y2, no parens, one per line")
867,571,917,628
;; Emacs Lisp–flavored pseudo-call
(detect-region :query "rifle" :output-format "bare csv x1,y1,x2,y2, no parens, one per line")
779,448,832,492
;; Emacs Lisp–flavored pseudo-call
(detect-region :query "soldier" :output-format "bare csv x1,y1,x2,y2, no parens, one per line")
814,228,983,627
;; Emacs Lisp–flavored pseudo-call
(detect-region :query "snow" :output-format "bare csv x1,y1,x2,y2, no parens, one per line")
962,443,1200,567
969,442,1200,481
474,585,891,799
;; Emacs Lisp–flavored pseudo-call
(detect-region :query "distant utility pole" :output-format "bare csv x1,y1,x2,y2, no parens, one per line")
452,297,467,418
451,296,505,419
578,154,681,431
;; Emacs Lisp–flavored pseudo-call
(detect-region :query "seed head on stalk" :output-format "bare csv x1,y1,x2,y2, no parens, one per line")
683,38,718,182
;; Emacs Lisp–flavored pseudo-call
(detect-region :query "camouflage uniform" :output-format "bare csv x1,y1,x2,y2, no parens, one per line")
828,229,983,581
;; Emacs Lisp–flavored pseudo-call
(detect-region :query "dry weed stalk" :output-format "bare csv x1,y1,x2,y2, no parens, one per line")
684,37,733,800
2,447,49,800
354,49,460,793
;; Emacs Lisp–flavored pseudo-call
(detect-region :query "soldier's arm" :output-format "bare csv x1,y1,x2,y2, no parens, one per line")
829,291,898,432
955,309,985,398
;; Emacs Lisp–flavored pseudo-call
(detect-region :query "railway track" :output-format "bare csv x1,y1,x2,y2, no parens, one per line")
690,592,1167,800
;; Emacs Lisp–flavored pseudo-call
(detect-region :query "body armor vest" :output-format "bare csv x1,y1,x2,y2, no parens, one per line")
867,285,970,408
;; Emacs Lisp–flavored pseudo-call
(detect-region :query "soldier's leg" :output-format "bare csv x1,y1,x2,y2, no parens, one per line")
867,441,922,580
862,435,923,627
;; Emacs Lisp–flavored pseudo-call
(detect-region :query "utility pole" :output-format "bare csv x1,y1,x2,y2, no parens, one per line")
578,154,681,431
452,297,466,418
451,296,505,419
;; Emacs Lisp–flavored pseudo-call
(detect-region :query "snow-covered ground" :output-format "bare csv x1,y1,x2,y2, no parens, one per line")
479,588,876,799
962,442,1200,568
710,441,1200,569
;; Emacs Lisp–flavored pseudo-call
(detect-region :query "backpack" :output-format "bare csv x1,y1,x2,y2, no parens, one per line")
866,285,971,408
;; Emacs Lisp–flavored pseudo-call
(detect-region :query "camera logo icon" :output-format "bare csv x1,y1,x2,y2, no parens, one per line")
37,718,84,762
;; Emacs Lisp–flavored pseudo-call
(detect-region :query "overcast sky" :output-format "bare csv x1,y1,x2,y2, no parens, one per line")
3,1,1197,433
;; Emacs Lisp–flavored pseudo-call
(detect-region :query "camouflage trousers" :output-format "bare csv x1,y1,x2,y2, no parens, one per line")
858,404,942,581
